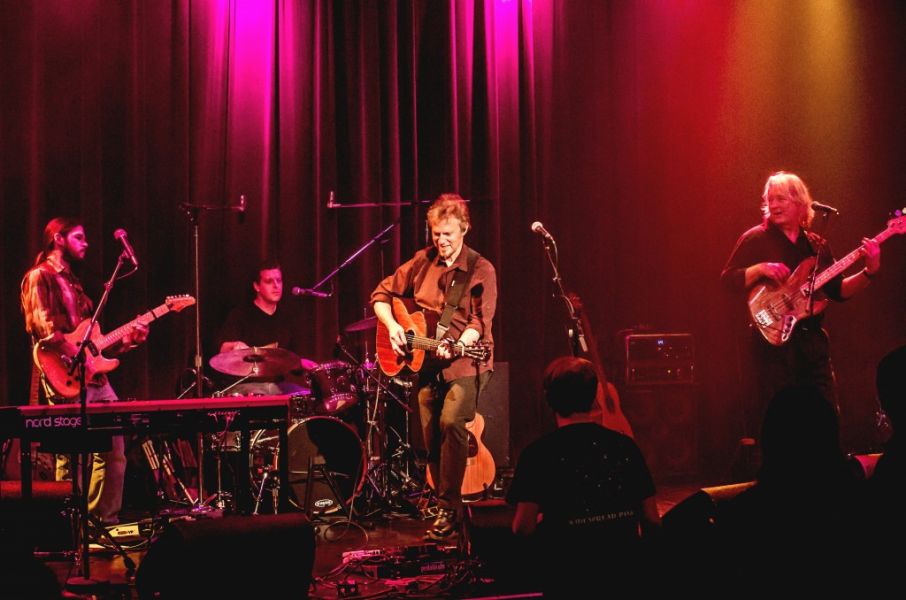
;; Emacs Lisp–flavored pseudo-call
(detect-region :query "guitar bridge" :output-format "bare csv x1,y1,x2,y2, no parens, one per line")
754,309,774,328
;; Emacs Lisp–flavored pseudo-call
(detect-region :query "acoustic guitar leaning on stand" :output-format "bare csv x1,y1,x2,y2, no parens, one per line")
567,292,634,438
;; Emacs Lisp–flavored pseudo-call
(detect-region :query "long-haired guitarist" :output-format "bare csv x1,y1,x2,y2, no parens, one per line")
20,217,149,525
371,194,497,541
720,172,881,436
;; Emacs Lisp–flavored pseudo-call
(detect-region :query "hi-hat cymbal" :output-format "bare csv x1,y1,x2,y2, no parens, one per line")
344,315,377,333
210,347,301,378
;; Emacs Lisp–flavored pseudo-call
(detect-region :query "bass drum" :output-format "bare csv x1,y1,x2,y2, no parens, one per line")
250,416,365,514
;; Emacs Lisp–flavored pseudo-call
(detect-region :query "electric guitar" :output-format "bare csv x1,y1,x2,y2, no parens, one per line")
375,297,492,377
748,215,905,345
568,292,634,438
34,295,196,398
426,412,496,497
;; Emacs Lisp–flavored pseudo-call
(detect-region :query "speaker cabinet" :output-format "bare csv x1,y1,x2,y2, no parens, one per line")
621,384,700,479
135,513,315,599
479,362,511,469
465,500,537,592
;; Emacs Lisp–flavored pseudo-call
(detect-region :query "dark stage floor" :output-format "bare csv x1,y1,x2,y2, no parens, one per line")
16,478,707,599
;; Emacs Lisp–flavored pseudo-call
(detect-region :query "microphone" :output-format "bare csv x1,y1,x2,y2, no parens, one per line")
531,221,555,242
291,286,332,298
113,228,139,268
812,201,840,215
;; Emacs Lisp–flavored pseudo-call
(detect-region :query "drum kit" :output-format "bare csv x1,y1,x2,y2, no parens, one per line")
196,317,422,518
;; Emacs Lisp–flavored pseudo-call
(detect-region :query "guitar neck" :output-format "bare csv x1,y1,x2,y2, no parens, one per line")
406,333,461,355
812,227,895,291
97,303,170,351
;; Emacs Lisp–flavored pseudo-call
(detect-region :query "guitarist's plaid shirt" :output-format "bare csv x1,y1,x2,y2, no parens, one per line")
21,259,98,402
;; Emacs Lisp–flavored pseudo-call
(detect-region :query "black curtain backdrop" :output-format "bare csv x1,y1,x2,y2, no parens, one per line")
2,1,904,477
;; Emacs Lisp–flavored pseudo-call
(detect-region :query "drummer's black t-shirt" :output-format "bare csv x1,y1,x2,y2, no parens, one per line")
215,302,306,357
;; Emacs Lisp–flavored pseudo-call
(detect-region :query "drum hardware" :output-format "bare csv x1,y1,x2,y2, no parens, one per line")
249,417,366,516
333,336,424,518
141,438,196,506
200,411,239,512
343,315,378,333
308,361,361,415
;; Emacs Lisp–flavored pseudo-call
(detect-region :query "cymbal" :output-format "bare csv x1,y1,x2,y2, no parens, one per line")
210,347,301,378
344,315,377,333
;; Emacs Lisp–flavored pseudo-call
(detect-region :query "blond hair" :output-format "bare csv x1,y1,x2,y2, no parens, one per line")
761,171,815,228
426,193,470,232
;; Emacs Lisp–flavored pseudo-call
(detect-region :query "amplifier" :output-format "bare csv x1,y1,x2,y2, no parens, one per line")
624,333,695,385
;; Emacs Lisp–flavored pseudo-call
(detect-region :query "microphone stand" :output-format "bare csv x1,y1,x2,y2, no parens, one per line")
178,196,245,509
66,253,134,591
805,213,834,317
538,231,587,355
295,222,397,297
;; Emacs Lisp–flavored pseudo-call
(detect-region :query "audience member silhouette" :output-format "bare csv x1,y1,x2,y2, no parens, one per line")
866,345,906,581
872,345,906,492
507,356,660,597
713,385,865,590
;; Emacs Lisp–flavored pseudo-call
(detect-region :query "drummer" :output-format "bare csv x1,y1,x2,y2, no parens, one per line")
214,258,312,395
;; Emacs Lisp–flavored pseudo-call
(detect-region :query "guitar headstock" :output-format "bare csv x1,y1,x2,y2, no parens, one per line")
887,212,906,235
165,294,197,312
461,340,492,363
565,291,585,316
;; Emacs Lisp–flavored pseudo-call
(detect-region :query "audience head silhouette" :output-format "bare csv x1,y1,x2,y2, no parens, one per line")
877,345,906,428
543,356,598,417
758,385,846,486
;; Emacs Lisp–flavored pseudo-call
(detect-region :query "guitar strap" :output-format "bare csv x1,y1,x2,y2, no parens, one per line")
435,248,480,340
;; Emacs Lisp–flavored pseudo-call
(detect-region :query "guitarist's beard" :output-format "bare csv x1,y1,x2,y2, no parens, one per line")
62,245,85,270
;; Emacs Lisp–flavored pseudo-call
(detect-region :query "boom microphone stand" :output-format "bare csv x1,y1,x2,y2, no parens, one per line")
533,221,588,355
178,195,246,509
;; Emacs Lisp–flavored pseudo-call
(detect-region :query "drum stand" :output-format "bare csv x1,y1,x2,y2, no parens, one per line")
358,371,423,518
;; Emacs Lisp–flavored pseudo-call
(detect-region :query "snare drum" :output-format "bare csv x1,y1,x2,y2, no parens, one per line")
250,416,365,514
309,361,360,415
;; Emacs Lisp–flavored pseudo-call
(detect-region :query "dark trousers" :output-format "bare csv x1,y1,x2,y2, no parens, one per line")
418,370,492,515
750,324,838,438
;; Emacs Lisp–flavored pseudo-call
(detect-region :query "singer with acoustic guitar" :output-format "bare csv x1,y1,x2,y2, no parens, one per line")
20,217,149,525
372,193,496,541
721,172,882,437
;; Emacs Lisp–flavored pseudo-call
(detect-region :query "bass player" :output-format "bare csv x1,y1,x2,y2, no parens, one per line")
720,171,880,438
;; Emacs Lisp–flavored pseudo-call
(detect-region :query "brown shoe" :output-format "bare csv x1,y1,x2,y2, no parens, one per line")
425,508,457,540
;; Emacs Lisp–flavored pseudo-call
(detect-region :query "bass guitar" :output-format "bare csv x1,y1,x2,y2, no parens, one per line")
568,292,634,438
749,215,905,345
34,295,196,398
375,297,491,377
426,411,496,497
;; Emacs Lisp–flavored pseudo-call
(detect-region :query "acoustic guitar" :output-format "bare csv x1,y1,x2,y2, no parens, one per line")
567,292,634,438
748,215,905,345
34,294,195,398
426,412,496,497
375,297,491,377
